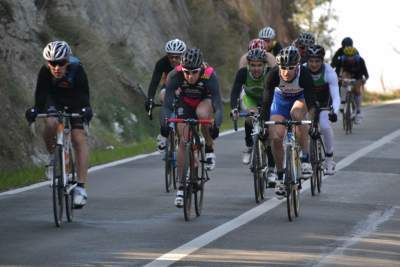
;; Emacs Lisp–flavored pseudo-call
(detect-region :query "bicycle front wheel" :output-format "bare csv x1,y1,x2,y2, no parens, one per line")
183,144,194,221
65,148,76,222
195,145,205,216
165,132,176,193
310,139,318,196
52,145,64,227
285,146,295,222
252,136,262,203
316,138,325,193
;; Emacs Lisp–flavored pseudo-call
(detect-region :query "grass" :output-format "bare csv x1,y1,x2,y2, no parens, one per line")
2,92,399,192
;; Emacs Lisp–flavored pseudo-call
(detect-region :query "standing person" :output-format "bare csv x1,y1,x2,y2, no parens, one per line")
25,41,92,208
231,48,277,184
334,46,369,124
261,46,318,198
145,38,187,151
258,26,283,56
304,45,340,175
161,48,223,207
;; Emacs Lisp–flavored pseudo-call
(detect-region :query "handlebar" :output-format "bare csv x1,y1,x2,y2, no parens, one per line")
265,120,312,126
148,103,162,120
166,118,214,125
36,112,82,118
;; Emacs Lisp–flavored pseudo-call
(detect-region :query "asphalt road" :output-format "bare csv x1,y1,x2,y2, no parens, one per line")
1,101,400,267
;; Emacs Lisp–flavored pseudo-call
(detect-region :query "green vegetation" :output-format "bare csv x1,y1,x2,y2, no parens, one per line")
363,89,400,105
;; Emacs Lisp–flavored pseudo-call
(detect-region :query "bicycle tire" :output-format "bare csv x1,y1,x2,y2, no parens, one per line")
65,148,76,222
164,133,174,192
258,139,266,200
285,146,295,222
52,145,64,227
344,94,352,134
195,145,205,216
183,144,193,221
252,136,261,203
310,139,318,196
316,138,325,193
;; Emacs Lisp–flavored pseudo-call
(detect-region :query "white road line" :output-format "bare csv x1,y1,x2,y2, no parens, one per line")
144,127,400,267
313,207,396,267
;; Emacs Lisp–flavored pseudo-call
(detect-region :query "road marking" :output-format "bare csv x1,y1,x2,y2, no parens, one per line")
313,207,396,266
144,127,400,267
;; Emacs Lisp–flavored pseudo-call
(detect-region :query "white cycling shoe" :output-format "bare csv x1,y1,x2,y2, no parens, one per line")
73,187,87,208
174,190,184,208
242,147,252,165
205,153,216,171
301,162,313,178
324,157,336,175
274,179,286,199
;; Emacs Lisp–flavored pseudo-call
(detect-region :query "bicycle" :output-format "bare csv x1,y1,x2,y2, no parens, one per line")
309,107,331,196
164,100,179,193
238,110,269,203
35,110,83,227
340,78,356,134
167,118,212,221
265,119,312,222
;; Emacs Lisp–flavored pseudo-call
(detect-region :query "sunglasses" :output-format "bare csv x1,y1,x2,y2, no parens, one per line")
280,65,297,70
48,60,68,67
182,67,201,75
249,63,264,68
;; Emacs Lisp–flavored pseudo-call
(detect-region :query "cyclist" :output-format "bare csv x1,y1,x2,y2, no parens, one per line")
238,38,276,69
331,37,355,71
261,46,318,198
25,41,92,208
292,32,315,64
161,48,223,207
145,38,187,151
231,48,277,184
335,46,369,124
304,45,340,175
258,26,283,56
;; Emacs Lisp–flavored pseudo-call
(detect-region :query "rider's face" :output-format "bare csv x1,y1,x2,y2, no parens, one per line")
262,38,273,51
167,54,182,67
307,58,323,72
182,67,201,84
279,65,297,81
47,60,68,78
248,61,265,79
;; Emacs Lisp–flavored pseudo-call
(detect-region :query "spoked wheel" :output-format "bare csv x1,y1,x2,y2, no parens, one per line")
165,133,177,192
183,145,194,221
65,148,76,222
293,183,300,217
252,137,262,203
286,183,294,222
285,147,296,222
316,139,324,194
195,146,205,217
52,145,64,227
310,139,318,196
344,95,353,134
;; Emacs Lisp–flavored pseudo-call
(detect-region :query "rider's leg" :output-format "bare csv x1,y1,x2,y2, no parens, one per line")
43,118,58,154
290,100,309,156
319,111,336,174
197,99,216,170
353,80,363,113
71,129,89,185
269,115,286,173
159,88,166,105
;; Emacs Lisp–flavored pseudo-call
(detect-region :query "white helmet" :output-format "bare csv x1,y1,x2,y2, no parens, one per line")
164,39,187,54
258,26,276,40
42,41,71,61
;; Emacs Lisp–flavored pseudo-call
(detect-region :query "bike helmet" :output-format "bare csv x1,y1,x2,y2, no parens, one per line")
248,38,266,51
42,41,71,61
258,26,276,40
341,37,353,47
181,48,203,69
306,44,325,59
247,48,268,63
164,38,186,54
343,46,358,57
276,46,300,66
297,32,315,47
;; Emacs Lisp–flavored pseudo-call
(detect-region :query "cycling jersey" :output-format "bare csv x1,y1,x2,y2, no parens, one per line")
34,62,90,113
268,41,283,57
304,63,340,114
163,65,223,127
335,55,369,80
147,55,174,99
261,65,316,120
230,67,269,109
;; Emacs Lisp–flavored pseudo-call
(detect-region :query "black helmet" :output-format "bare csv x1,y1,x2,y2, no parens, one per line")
298,32,315,47
247,48,268,63
276,46,300,66
181,48,203,69
341,37,353,47
306,45,325,59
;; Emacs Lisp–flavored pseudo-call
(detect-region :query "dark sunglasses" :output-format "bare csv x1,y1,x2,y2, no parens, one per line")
167,54,182,60
182,67,201,75
48,60,68,67
280,65,297,70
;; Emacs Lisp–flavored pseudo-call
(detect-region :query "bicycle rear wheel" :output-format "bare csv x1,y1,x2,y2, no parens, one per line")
65,148,76,222
195,145,205,216
52,145,64,227
183,144,194,221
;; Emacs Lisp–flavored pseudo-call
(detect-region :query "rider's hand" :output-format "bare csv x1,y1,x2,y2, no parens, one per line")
230,108,239,120
209,124,219,139
47,106,58,114
25,107,37,123
308,124,319,140
80,106,93,122
329,112,338,123
145,98,153,112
